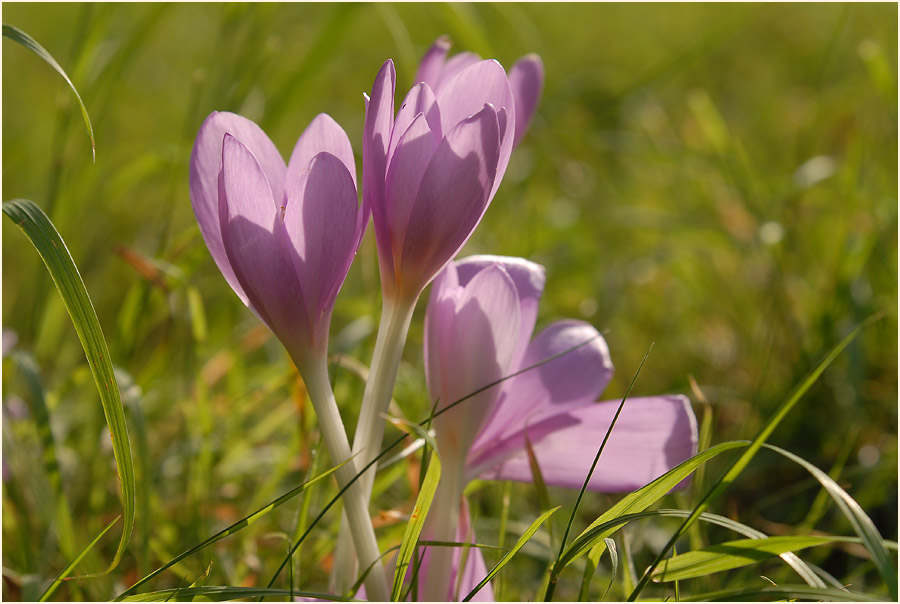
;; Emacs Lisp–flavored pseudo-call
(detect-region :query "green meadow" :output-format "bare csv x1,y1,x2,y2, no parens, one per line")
2,3,897,601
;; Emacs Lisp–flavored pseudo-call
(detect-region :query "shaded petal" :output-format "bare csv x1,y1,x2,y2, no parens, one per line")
385,113,439,274
470,320,613,462
398,104,500,298
388,82,442,167
436,51,483,93
283,152,359,345
363,60,396,287
431,265,521,457
414,36,452,90
190,111,286,305
423,262,460,401
436,60,515,201
218,135,309,348
455,255,546,368
285,113,357,197
477,395,699,492
508,54,544,146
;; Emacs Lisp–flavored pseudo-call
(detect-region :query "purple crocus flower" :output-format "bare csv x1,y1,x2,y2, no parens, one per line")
363,39,543,302
189,111,365,364
418,255,699,601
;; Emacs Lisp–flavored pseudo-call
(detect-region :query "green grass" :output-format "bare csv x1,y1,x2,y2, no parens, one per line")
2,3,896,601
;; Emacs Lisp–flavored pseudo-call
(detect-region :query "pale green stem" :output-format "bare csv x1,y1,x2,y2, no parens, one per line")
423,456,466,602
331,294,417,592
297,354,389,602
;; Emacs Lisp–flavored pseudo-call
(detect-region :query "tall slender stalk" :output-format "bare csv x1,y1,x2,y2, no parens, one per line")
331,295,417,592
297,354,389,602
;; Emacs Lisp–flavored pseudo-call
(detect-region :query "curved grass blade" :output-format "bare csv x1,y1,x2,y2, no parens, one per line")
392,450,441,601
679,584,881,602
115,459,346,600
560,440,749,569
3,199,134,574
463,506,561,602
121,586,354,602
3,24,95,161
580,537,617,601
653,535,864,582
764,443,898,597
626,314,882,601
39,516,119,601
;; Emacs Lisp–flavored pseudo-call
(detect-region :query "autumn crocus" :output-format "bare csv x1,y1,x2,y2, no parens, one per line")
418,256,699,601
189,111,389,601
333,43,545,589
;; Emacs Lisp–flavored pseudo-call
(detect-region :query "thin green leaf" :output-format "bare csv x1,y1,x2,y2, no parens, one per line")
627,315,881,601
121,586,354,602
653,535,861,582
392,451,441,601
3,199,133,574
562,441,750,569
3,24,95,160
524,432,553,542
679,584,881,602
115,459,346,600
463,506,561,602
764,443,898,597
39,516,119,601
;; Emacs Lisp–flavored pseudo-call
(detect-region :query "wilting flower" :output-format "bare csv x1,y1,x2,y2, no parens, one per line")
189,111,365,364
418,255,699,601
363,38,543,303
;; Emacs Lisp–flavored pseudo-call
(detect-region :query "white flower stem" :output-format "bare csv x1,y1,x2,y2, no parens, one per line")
423,456,466,602
330,294,417,592
298,354,389,602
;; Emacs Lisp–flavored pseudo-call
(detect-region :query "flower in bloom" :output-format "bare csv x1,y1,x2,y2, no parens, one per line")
363,38,543,303
189,111,365,364
418,255,699,600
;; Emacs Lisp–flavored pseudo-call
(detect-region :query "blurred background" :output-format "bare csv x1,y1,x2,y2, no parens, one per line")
3,3,897,601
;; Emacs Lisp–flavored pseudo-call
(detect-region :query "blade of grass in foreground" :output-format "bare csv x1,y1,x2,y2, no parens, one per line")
121,586,354,602
3,199,134,575
679,584,881,602
652,535,871,582
3,24,95,160
39,517,119,601
464,506,561,602
114,459,346,600
626,314,883,601
392,449,441,601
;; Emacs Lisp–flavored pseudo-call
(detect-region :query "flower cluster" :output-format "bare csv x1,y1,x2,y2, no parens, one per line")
189,37,697,602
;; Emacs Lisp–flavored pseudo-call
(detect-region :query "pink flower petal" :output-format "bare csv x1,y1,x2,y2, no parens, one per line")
282,152,359,346
218,134,309,348
508,54,544,146
477,395,699,492
388,82,442,167
469,320,613,468
397,104,500,298
285,113,357,198
364,60,396,287
190,112,286,306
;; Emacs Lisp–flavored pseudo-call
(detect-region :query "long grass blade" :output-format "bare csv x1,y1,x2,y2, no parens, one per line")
463,506,561,602
679,584,881,602
626,314,881,601
38,516,119,601
763,443,898,597
4,199,134,574
115,460,346,600
3,24,95,160
653,535,864,582
392,450,441,601
121,586,353,602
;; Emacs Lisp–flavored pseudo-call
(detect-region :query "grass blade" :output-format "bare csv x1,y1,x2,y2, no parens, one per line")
653,535,863,582
4,199,134,574
763,443,898,597
121,586,353,602
115,459,346,600
392,451,441,601
3,24,95,160
39,516,119,601
679,584,881,602
626,314,882,601
463,506,561,602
